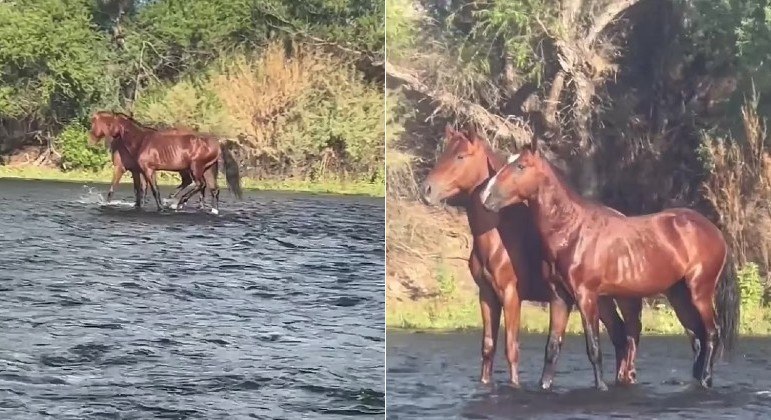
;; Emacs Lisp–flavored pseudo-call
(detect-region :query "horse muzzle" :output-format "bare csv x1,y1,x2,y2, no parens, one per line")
420,181,441,206
481,186,505,212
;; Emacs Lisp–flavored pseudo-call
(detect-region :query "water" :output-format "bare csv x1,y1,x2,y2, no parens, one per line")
0,179,384,419
387,331,771,419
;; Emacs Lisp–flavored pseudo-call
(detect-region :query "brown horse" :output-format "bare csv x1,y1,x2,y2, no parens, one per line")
106,139,198,206
89,111,242,213
480,147,739,389
421,125,643,389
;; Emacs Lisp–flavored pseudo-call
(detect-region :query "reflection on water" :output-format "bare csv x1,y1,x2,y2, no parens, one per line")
387,331,771,419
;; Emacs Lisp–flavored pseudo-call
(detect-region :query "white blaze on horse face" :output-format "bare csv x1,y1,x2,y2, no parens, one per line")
480,154,519,203
480,172,497,204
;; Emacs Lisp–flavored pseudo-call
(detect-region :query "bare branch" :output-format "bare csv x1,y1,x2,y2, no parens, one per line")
385,61,533,147
585,0,642,45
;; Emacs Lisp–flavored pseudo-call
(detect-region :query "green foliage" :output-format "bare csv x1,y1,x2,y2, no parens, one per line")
0,0,383,183
134,79,234,134
738,262,765,309
468,0,552,82
385,0,418,60
682,0,771,115
435,263,457,297
56,123,110,171
0,0,118,120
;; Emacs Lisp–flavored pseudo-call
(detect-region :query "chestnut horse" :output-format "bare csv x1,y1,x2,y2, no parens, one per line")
89,111,242,213
480,147,739,389
421,125,643,389
106,137,197,206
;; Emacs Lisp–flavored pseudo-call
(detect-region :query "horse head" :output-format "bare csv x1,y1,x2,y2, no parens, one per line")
481,147,545,212
421,124,500,205
89,111,129,147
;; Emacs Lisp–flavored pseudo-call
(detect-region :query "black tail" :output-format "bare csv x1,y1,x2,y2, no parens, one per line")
716,251,740,359
220,143,243,199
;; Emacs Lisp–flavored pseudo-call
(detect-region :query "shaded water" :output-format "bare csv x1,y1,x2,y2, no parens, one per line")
387,331,771,419
0,179,384,419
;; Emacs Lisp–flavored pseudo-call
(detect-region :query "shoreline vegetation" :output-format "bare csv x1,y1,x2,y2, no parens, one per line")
386,294,771,336
0,165,384,197
0,2,384,201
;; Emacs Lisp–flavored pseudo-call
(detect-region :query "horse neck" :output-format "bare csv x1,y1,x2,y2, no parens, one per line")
465,145,506,236
530,163,587,254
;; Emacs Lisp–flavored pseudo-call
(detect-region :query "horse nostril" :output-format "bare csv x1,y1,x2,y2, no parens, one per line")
422,183,432,197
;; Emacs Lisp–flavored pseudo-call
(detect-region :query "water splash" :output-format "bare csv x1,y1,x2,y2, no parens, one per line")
77,186,107,205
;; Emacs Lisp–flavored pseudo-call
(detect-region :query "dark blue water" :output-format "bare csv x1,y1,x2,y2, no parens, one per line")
0,179,384,419
387,331,771,419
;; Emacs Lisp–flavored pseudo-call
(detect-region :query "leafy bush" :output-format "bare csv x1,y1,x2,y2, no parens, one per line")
134,42,384,182
56,123,109,171
738,262,764,309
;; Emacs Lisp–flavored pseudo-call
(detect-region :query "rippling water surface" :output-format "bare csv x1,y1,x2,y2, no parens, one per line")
387,331,771,419
0,179,384,419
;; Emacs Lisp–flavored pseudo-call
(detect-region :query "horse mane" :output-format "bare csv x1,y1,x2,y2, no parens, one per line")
538,154,624,216
473,135,508,172
112,112,159,131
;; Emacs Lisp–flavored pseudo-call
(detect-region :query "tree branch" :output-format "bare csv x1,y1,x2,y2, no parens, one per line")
385,61,533,147
585,0,642,45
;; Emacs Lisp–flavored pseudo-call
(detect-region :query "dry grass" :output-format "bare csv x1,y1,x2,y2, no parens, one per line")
702,92,771,273
135,41,384,182
209,43,327,150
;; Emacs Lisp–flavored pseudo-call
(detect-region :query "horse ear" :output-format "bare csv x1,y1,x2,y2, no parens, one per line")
444,124,454,139
464,122,478,143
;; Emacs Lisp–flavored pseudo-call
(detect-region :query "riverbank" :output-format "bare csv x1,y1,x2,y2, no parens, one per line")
0,165,384,197
386,294,771,335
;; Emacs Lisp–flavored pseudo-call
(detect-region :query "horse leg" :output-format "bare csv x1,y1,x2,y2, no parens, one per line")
107,164,124,202
203,163,219,209
502,289,522,387
131,170,143,208
141,167,163,211
665,281,705,380
685,267,722,388
539,287,573,390
598,296,630,385
471,253,501,384
177,163,206,210
204,166,220,214
170,170,191,199
616,297,643,384
575,287,608,391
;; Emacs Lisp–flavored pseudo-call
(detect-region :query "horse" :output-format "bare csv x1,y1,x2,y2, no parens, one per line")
480,147,739,390
420,125,643,389
106,136,198,206
89,111,243,213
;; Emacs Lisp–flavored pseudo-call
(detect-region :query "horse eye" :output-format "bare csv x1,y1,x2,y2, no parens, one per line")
456,154,465,160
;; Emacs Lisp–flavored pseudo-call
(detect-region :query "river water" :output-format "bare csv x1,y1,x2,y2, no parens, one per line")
387,331,771,419
0,179,384,419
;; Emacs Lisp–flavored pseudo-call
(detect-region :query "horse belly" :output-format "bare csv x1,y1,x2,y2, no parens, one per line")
597,254,682,297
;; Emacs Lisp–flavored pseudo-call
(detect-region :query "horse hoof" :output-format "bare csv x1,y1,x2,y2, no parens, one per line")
210,208,219,215
539,380,553,391
596,381,609,392
168,203,178,210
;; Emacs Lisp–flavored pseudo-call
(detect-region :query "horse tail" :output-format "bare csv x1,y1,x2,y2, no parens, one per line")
219,142,243,199
715,249,740,359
